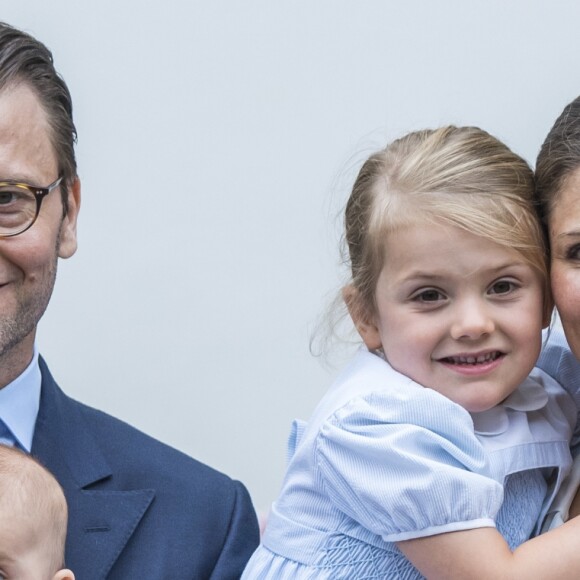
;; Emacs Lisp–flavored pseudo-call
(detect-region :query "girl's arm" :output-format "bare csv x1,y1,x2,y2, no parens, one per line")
398,518,580,579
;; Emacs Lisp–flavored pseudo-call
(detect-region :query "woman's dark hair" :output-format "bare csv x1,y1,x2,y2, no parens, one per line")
536,96,580,227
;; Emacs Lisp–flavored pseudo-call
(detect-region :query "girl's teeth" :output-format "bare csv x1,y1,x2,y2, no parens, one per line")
448,352,499,364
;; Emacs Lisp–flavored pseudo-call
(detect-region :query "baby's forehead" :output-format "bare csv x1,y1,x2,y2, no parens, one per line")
0,501,46,555
0,521,53,579
0,471,39,506
0,489,46,529
0,469,59,533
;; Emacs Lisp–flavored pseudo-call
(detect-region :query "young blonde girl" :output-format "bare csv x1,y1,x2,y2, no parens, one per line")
242,126,580,579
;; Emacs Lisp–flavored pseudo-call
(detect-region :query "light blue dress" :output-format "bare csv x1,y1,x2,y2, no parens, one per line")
243,331,578,579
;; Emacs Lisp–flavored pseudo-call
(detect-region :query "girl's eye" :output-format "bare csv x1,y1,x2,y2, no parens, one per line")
489,280,516,295
413,289,445,302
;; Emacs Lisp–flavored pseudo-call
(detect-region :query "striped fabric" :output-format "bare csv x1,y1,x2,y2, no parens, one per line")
243,339,577,579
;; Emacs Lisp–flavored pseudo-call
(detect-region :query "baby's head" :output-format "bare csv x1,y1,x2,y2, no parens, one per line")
343,126,550,411
0,445,74,580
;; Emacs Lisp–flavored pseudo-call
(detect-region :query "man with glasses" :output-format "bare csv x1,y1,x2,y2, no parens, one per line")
0,22,259,578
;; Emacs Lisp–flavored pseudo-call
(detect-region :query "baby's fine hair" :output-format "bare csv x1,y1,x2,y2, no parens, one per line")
344,125,550,321
0,445,68,571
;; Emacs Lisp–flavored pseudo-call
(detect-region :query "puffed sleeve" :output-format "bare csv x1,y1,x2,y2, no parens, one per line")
537,324,580,455
315,386,504,542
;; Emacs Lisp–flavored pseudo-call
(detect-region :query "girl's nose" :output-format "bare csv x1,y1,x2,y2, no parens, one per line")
450,300,495,340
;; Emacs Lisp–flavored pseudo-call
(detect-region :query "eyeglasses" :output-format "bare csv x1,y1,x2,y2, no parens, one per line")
0,176,63,237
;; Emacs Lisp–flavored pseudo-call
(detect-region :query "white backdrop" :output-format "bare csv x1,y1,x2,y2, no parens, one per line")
2,0,580,512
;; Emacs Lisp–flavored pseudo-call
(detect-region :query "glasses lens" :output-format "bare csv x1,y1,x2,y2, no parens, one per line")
0,184,37,235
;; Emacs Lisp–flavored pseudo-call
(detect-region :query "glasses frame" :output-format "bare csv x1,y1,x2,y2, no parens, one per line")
0,175,63,237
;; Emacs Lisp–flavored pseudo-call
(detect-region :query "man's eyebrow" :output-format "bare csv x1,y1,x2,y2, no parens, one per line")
0,174,39,184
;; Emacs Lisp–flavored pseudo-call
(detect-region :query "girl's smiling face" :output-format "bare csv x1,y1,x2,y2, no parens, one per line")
352,221,546,413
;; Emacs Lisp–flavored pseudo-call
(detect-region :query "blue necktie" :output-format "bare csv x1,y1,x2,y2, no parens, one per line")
0,418,16,447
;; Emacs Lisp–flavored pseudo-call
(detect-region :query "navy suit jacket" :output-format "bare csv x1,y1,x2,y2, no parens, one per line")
30,358,260,579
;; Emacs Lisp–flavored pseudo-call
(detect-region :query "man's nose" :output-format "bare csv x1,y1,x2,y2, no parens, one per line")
449,298,495,340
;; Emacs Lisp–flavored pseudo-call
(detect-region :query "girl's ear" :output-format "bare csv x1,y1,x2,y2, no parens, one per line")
342,285,382,350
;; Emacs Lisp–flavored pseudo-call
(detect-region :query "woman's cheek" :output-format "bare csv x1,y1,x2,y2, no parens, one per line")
552,266,580,356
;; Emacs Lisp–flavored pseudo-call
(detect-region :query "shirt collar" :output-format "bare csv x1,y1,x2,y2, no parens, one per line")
0,347,41,451
470,376,549,436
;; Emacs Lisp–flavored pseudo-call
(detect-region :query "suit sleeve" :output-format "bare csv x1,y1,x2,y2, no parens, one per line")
209,480,260,579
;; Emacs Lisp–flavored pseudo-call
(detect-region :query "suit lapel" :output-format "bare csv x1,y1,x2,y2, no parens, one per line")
31,358,155,579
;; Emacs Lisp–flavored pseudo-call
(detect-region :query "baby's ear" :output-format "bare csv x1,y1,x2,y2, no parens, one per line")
342,285,382,350
53,569,75,580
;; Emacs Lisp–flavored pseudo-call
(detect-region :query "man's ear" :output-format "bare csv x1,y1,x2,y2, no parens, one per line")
342,285,382,350
53,569,75,580
58,177,81,259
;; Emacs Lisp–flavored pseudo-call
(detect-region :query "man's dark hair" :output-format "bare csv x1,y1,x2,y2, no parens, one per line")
0,22,76,210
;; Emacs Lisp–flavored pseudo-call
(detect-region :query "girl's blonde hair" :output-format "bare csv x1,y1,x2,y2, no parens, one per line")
345,125,551,322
